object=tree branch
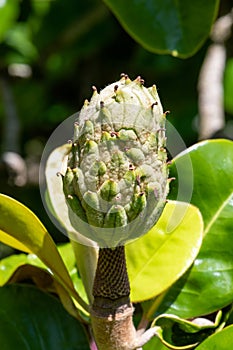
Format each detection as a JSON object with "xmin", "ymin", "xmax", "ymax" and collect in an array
[{"xmin": 198, "ymin": 9, "xmax": 233, "ymax": 140}]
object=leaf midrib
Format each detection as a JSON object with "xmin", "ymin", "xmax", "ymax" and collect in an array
[{"xmin": 204, "ymin": 192, "xmax": 233, "ymax": 236}]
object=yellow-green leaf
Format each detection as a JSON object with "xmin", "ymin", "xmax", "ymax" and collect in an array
[
  {"xmin": 126, "ymin": 200, "xmax": 203, "ymax": 302},
  {"xmin": 0, "ymin": 230, "xmax": 30, "ymax": 253},
  {"xmin": 0, "ymin": 193, "xmax": 88, "ymax": 314}
]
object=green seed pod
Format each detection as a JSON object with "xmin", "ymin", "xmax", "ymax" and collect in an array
[{"xmin": 63, "ymin": 74, "xmax": 169, "ymax": 247}]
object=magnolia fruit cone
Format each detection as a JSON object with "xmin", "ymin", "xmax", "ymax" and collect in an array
[{"xmin": 63, "ymin": 74, "xmax": 168, "ymax": 247}]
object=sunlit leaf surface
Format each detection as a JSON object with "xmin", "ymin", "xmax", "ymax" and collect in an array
[{"xmin": 126, "ymin": 201, "xmax": 203, "ymax": 302}]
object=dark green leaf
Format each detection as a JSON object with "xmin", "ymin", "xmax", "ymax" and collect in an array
[
  {"xmin": 158, "ymin": 140, "xmax": 233, "ymax": 318},
  {"xmin": 0, "ymin": 244, "xmax": 89, "ymax": 317},
  {"xmin": 0, "ymin": 284, "xmax": 89, "ymax": 350},
  {"xmin": 195, "ymin": 325, "xmax": 233, "ymax": 350},
  {"xmin": 103, "ymin": 0, "xmax": 219, "ymax": 58},
  {"xmin": 226, "ymin": 305, "xmax": 233, "ymax": 326}
]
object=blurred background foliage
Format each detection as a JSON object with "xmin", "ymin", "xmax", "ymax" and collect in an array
[{"xmin": 0, "ymin": 0, "xmax": 232, "ymax": 248}]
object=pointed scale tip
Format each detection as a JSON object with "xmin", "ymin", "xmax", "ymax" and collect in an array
[
  {"xmin": 83, "ymin": 99, "xmax": 89, "ymax": 107},
  {"xmin": 91, "ymin": 86, "xmax": 98, "ymax": 100},
  {"xmin": 168, "ymin": 177, "xmax": 176, "ymax": 183},
  {"xmin": 120, "ymin": 73, "xmax": 131, "ymax": 84},
  {"xmin": 135, "ymin": 76, "xmax": 145, "ymax": 86},
  {"xmin": 151, "ymin": 85, "xmax": 157, "ymax": 93},
  {"xmin": 148, "ymin": 84, "xmax": 158, "ymax": 100},
  {"xmin": 92, "ymin": 86, "xmax": 98, "ymax": 95},
  {"xmin": 164, "ymin": 110, "xmax": 171, "ymax": 117},
  {"xmin": 120, "ymin": 73, "xmax": 128, "ymax": 79}
]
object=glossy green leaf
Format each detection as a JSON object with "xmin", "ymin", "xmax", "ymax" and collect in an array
[
  {"xmin": 103, "ymin": 0, "xmax": 219, "ymax": 58},
  {"xmin": 224, "ymin": 58, "xmax": 233, "ymax": 114},
  {"xmin": 0, "ymin": 284, "xmax": 89, "ymax": 350},
  {"xmin": 158, "ymin": 139, "xmax": 233, "ymax": 318},
  {"xmin": 58, "ymin": 243, "xmax": 89, "ymax": 304},
  {"xmin": 0, "ymin": 229, "xmax": 30, "ymax": 253},
  {"xmin": 126, "ymin": 200, "xmax": 203, "ymax": 302},
  {"xmin": 71, "ymin": 240, "xmax": 98, "ymax": 304},
  {"xmin": 151, "ymin": 309, "xmax": 226, "ymax": 350},
  {"xmin": 0, "ymin": 243, "xmax": 79, "ymax": 284},
  {"xmin": 143, "ymin": 336, "xmax": 169, "ymax": 350},
  {"xmin": 195, "ymin": 325, "xmax": 233, "ymax": 350},
  {"xmin": 14, "ymin": 265, "xmax": 87, "ymax": 322},
  {"xmin": 0, "ymin": 253, "xmax": 45, "ymax": 286},
  {"xmin": 0, "ymin": 242, "xmax": 88, "ymax": 298},
  {"xmin": 0, "ymin": 194, "xmax": 88, "ymax": 314}
]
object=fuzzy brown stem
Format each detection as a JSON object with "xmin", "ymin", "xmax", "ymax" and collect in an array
[
  {"xmin": 91, "ymin": 298, "xmax": 136, "ymax": 350},
  {"xmin": 91, "ymin": 246, "xmax": 137, "ymax": 350}
]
